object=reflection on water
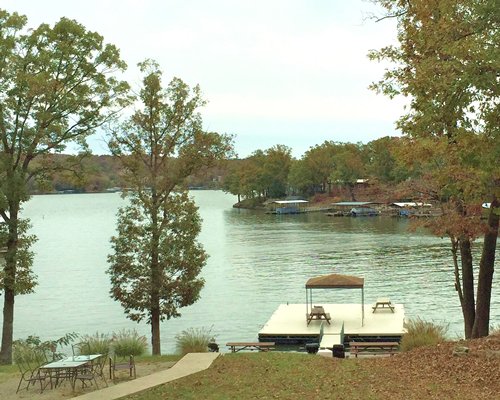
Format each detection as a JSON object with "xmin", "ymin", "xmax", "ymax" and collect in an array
[{"xmin": 15, "ymin": 191, "xmax": 499, "ymax": 353}]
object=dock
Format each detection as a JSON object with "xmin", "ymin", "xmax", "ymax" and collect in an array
[{"xmin": 258, "ymin": 303, "xmax": 405, "ymax": 349}]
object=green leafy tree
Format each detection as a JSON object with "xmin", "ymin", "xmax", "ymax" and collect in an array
[
  {"xmin": 330, "ymin": 143, "xmax": 366, "ymax": 201},
  {"xmin": 261, "ymin": 145, "xmax": 292, "ymax": 198},
  {"xmin": 370, "ymin": 0, "xmax": 499, "ymax": 338},
  {"xmin": 288, "ymin": 159, "xmax": 315, "ymax": 196},
  {"xmin": 302, "ymin": 141, "xmax": 337, "ymax": 194},
  {"xmin": 107, "ymin": 60, "xmax": 233, "ymax": 355},
  {"xmin": 222, "ymin": 160, "xmax": 246, "ymax": 202},
  {"xmin": 365, "ymin": 137, "xmax": 409, "ymax": 183},
  {"xmin": 0, "ymin": 10, "xmax": 129, "ymax": 364}
]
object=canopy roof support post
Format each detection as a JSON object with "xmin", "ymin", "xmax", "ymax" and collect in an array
[
  {"xmin": 361, "ymin": 288, "xmax": 365, "ymax": 326},
  {"xmin": 306, "ymin": 288, "xmax": 309, "ymax": 320}
]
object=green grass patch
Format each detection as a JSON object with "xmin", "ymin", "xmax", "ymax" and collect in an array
[
  {"xmin": 125, "ymin": 352, "xmax": 379, "ymax": 400},
  {"xmin": 0, "ymin": 364, "xmax": 19, "ymax": 384}
]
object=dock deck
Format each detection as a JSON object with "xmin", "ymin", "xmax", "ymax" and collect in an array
[{"xmin": 258, "ymin": 303, "xmax": 405, "ymax": 348}]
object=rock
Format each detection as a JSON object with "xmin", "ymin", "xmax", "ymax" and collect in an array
[{"xmin": 452, "ymin": 346, "xmax": 469, "ymax": 356}]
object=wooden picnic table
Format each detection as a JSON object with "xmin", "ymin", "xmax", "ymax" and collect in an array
[
  {"xmin": 349, "ymin": 341, "xmax": 399, "ymax": 357},
  {"xmin": 307, "ymin": 306, "xmax": 331, "ymax": 325},
  {"xmin": 372, "ymin": 298, "xmax": 395, "ymax": 313},
  {"xmin": 226, "ymin": 342, "xmax": 275, "ymax": 353}
]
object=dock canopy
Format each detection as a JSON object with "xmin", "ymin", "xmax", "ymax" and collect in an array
[
  {"xmin": 305, "ymin": 273, "xmax": 365, "ymax": 325},
  {"xmin": 306, "ymin": 274, "xmax": 364, "ymax": 289}
]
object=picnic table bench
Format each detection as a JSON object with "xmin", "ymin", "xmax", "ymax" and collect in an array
[
  {"xmin": 226, "ymin": 342, "xmax": 275, "ymax": 353},
  {"xmin": 306, "ymin": 306, "xmax": 331, "ymax": 325},
  {"xmin": 349, "ymin": 341, "xmax": 399, "ymax": 357},
  {"xmin": 372, "ymin": 298, "xmax": 395, "ymax": 313}
]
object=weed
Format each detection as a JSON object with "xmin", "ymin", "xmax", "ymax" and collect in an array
[
  {"xmin": 175, "ymin": 326, "xmax": 215, "ymax": 355},
  {"xmin": 400, "ymin": 318, "xmax": 447, "ymax": 351},
  {"xmin": 111, "ymin": 329, "xmax": 148, "ymax": 357}
]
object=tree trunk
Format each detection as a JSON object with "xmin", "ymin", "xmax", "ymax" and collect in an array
[
  {"xmin": 348, "ymin": 184, "xmax": 356, "ymax": 201},
  {"xmin": 459, "ymin": 238, "xmax": 475, "ymax": 339},
  {"xmin": 472, "ymin": 197, "xmax": 499, "ymax": 338},
  {"xmin": 151, "ymin": 308, "xmax": 161, "ymax": 355},
  {"xmin": 0, "ymin": 288, "xmax": 15, "ymax": 365},
  {"xmin": 0, "ymin": 207, "xmax": 19, "ymax": 365},
  {"xmin": 150, "ymin": 194, "xmax": 161, "ymax": 356}
]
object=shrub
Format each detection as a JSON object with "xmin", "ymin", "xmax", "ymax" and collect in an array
[
  {"xmin": 175, "ymin": 327, "xmax": 216, "ymax": 356},
  {"xmin": 111, "ymin": 329, "xmax": 148, "ymax": 357},
  {"xmin": 13, "ymin": 332, "xmax": 79, "ymax": 364},
  {"xmin": 80, "ymin": 332, "xmax": 112, "ymax": 355},
  {"xmin": 400, "ymin": 318, "xmax": 448, "ymax": 352},
  {"xmin": 490, "ymin": 324, "xmax": 500, "ymax": 336}
]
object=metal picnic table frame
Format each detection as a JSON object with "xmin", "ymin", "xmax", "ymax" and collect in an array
[{"xmin": 39, "ymin": 354, "xmax": 102, "ymax": 390}]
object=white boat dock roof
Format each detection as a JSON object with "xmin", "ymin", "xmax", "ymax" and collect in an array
[
  {"xmin": 273, "ymin": 200, "xmax": 308, "ymax": 204},
  {"xmin": 259, "ymin": 303, "xmax": 405, "ymax": 348}
]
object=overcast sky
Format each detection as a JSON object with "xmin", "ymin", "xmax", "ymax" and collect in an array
[{"xmin": 3, "ymin": 0, "xmax": 405, "ymax": 158}]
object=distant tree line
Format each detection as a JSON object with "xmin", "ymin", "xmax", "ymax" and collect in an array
[
  {"xmin": 26, "ymin": 154, "xmax": 227, "ymax": 193},
  {"xmin": 222, "ymin": 137, "xmax": 411, "ymax": 202}
]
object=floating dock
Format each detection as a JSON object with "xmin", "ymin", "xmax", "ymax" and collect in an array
[{"xmin": 258, "ymin": 303, "xmax": 405, "ymax": 349}]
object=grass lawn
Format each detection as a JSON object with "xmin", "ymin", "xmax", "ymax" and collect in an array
[
  {"xmin": 126, "ymin": 352, "xmax": 378, "ymax": 400},
  {"xmin": 125, "ymin": 334, "xmax": 500, "ymax": 400}
]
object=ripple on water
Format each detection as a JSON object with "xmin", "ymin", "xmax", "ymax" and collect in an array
[{"xmin": 16, "ymin": 192, "xmax": 500, "ymax": 352}]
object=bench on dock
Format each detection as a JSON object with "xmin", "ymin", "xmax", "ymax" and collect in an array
[
  {"xmin": 349, "ymin": 341, "xmax": 399, "ymax": 357},
  {"xmin": 226, "ymin": 342, "xmax": 275, "ymax": 353},
  {"xmin": 372, "ymin": 298, "xmax": 395, "ymax": 313}
]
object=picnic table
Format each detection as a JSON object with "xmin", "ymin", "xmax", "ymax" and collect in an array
[
  {"xmin": 349, "ymin": 342, "xmax": 399, "ymax": 357},
  {"xmin": 226, "ymin": 342, "xmax": 275, "ymax": 353},
  {"xmin": 372, "ymin": 298, "xmax": 395, "ymax": 313},
  {"xmin": 307, "ymin": 305, "xmax": 331, "ymax": 325}
]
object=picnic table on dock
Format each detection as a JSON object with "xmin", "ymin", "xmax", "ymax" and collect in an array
[
  {"xmin": 372, "ymin": 298, "xmax": 395, "ymax": 313},
  {"xmin": 307, "ymin": 305, "xmax": 331, "ymax": 325},
  {"xmin": 349, "ymin": 341, "xmax": 399, "ymax": 357},
  {"xmin": 226, "ymin": 342, "xmax": 275, "ymax": 353}
]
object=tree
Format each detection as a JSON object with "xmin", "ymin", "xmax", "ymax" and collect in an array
[
  {"xmin": 261, "ymin": 145, "xmax": 292, "ymax": 198},
  {"xmin": 222, "ymin": 160, "xmax": 246, "ymax": 202},
  {"xmin": 365, "ymin": 137, "xmax": 409, "ymax": 183},
  {"xmin": 107, "ymin": 60, "xmax": 233, "ymax": 355},
  {"xmin": 288, "ymin": 159, "xmax": 315, "ymax": 196},
  {"xmin": 330, "ymin": 143, "xmax": 366, "ymax": 201},
  {"xmin": 370, "ymin": 0, "xmax": 499, "ymax": 338},
  {"xmin": 302, "ymin": 141, "xmax": 337, "ymax": 194},
  {"xmin": 0, "ymin": 10, "xmax": 129, "ymax": 364}
]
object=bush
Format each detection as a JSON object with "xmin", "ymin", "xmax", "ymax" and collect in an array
[
  {"xmin": 13, "ymin": 332, "xmax": 79, "ymax": 364},
  {"xmin": 111, "ymin": 329, "xmax": 148, "ymax": 357},
  {"xmin": 175, "ymin": 327, "xmax": 215, "ymax": 356},
  {"xmin": 80, "ymin": 332, "xmax": 112, "ymax": 356},
  {"xmin": 400, "ymin": 318, "xmax": 448, "ymax": 352},
  {"xmin": 490, "ymin": 324, "xmax": 500, "ymax": 336}
]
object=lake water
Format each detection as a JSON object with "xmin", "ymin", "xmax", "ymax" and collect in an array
[{"xmin": 12, "ymin": 191, "xmax": 500, "ymax": 353}]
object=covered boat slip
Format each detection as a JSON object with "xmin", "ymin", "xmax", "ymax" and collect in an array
[
  {"xmin": 271, "ymin": 200, "xmax": 308, "ymax": 214},
  {"xmin": 258, "ymin": 303, "xmax": 405, "ymax": 348}
]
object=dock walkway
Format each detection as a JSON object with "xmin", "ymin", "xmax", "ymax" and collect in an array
[{"xmin": 75, "ymin": 352, "xmax": 219, "ymax": 400}]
